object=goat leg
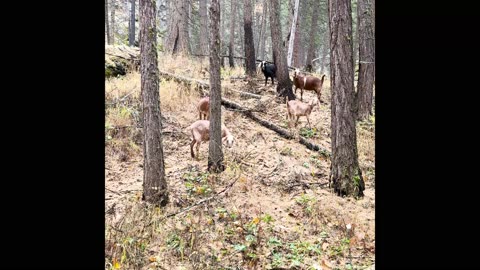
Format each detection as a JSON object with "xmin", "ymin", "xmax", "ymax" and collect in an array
[
  {"xmin": 196, "ymin": 142, "xmax": 201, "ymax": 160},
  {"xmin": 307, "ymin": 116, "xmax": 312, "ymax": 129},
  {"xmin": 190, "ymin": 140, "xmax": 196, "ymax": 158}
]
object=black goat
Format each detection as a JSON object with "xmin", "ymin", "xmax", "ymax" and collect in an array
[{"xmin": 260, "ymin": 61, "xmax": 276, "ymax": 86}]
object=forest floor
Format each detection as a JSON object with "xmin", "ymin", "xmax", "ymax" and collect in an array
[{"xmin": 105, "ymin": 54, "xmax": 375, "ymax": 270}]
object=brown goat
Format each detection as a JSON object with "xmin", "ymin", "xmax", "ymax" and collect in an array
[
  {"xmin": 189, "ymin": 120, "xmax": 234, "ymax": 160},
  {"xmin": 197, "ymin": 96, "xmax": 210, "ymax": 120},
  {"xmin": 292, "ymin": 69, "xmax": 326, "ymax": 102},
  {"xmin": 286, "ymin": 97, "xmax": 320, "ymax": 128}
]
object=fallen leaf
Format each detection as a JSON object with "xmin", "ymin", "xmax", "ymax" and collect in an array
[
  {"xmin": 149, "ymin": 256, "xmax": 157, "ymax": 262},
  {"xmin": 322, "ymin": 242, "xmax": 329, "ymax": 251}
]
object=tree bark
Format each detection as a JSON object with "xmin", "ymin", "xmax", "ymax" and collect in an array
[
  {"xmin": 305, "ymin": 0, "xmax": 319, "ymax": 70},
  {"xmin": 328, "ymin": 0, "xmax": 365, "ymax": 198},
  {"xmin": 164, "ymin": 0, "xmax": 190, "ymax": 54},
  {"xmin": 238, "ymin": 3, "xmax": 245, "ymax": 60},
  {"xmin": 111, "ymin": 0, "xmax": 116, "ymax": 44},
  {"xmin": 287, "ymin": 0, "xmax": 300, "ymax": 66},
  {"xmin": 356, "ymin": 0, "xmax": 375, "ymax": 120},
  {"xmin": 208, "ymin": 0, "xmax": 225, "ymax": 173},
  {"xmin": 320, "ymin": 19, "xmax": 329, "ymax": 74},
  {"xmin": 269, "ymin": 0, "xmax": 295, "ymax": 100},
  {"xmin": 140, "ymin": 0, "xmax": 169, "ymax": 206},
  {"xmin": 229, "ymin": 0, "xmax": 237, "ymax": 67},
  {"xmin": 258, "ymin": 0, "xmax": 267, "ymax": 60},
  {"xmin": 244, "ymin": 0, "xmax": 257, "ymax": 76},
  {"xmin": 293, "ymin": 0, "xmax": 306, "ymax": 68},
  {"xmin": 199, "ymin": 0, "xmax": 209, "ymax": 55},
  {"xmin": 129, "ymin": 0, "xmax": 136, "ymax": 46},
  {"xmin": 106, "ymin": 0, "xmax": 112, "ymax": 44}
]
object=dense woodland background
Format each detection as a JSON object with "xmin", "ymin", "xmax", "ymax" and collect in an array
[
  {"xmin": 105, "ymin": 0, "xmax": 375, "ymax": 269},
  {"xmin": 104, "ymin": 0, "xmax": 375, "ymax": 74}
]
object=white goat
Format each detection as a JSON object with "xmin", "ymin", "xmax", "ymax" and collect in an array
[
  {"xmin": 189, "ymin": 120, "xmax": 234, "ymax": 159},
  {"xmin": 286, "ymin": 97, "xmax": 320, "ymax": 128}
]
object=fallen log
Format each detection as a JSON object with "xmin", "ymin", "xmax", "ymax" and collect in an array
[
  {"xmin": 157, "ymin": 70, "xmax": 330, "ymax": 155},
  {"xmin": 220, "ymin": 99, "xmax": 330, "ymax": 155},
  {"xmin": 159, "ymin": 70, "xmax": 330, "ymax": 154},
  {"xmin": 158, "ymin": 70, "xmax": 262, "ymax": 99},
  {"xmin": 105, "ymin": 45, "xmax": 140, "ymax": 78}
]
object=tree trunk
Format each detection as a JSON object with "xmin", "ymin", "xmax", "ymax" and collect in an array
[
  {"xmin": 269, "ymin": 0, "xmax": 295, "ymax": 100},
  {"xmin": 258, "ymin": 0, "xmax": 267, "ymax": 60},
  {"xmin": 164, "ymin": 0, "xmax": 190, "ymax": 54},
  {"xmin": 220, "ymin": 0, "xmax": 226, "ymax": 67},
  {"xmin": 319, "ymin": 43, "xmax": 328, "ymax": 73},
  {"xmin": 356, "ymin": 0, "xmax": 375, "ymax": 120},
  {"xmin": 106, "ymin": 0, "xmax": 112, "ymax": 44},
  {"xmin": 208, "ymin": 0, "xmax": 225, "ymax": 173},
  {"xmin": 111, "ymin": 0, "xmax": 116, "ymax": 44},
  {"xmin": 244, "ymin": 0, "xmax": 257, "ymax": 76},
  {"xmin": 305, "ymin": 0, "xmax": 319, "ymax": 69},
  {"xmin": 320, "ymin": 20, "xmax": 329, "ymax": 74},
  {"xmin": 229, "ymin": 0, "xmax": 236, "ymax": 67},
  {"xmin": 238, "ymin": 4, "xmax": 245, "ymax": 61},
  {"xmin": 352, "ymin": 0, "xmax": 358, "ymax": 71},
  {"xmin": 293, "ymin": 0, "xmax": 306, "ymax": 68},
  {"xmin": 199, "ymin": 0, "xmax": 209, "ymax": 55},
  {"xmin": 140, "ymin": 0, "xmax": 169, "ymax": 206},
  {"xmin": 287, "ymin": 0, "xmax": 300, "ymax": 66},
  {"xmin": 129, "ymin": 0, "xmax": 136, "ymax": 46},
  {"xmin": 328, "ymin": 0, "xmax": 365, "ymax": 198},
  {"xmin": 284, "ymin": 0, "xmax": 294, "ymax": 48}
]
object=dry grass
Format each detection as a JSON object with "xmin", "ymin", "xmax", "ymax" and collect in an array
[
  {"xmin": 158, "ymin": 78, "xmax": 200, "ymax": 113},
  {"xmin": 105, "ymin": 54, "xmax": 375, "ymax": 270}
]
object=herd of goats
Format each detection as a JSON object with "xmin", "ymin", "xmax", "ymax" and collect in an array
[{"xmin": 188, "ymin": 61, "xmax": 326, "ymax": 160}]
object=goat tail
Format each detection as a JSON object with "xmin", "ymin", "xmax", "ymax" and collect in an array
[{"xmin": 320, "ymin": 74, "xmax": 326, "ymax": 82}]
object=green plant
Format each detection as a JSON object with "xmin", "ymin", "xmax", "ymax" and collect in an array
[
  {"xmin": 280, "ymin": 147, "xmax": 293, "ymax": 156},
  {"xmin": 262, "ymin": 214, "xmax": 274, "ymax": 224},
  {"xmin": 299, "ymin": 127, "xmax": 318, "ymax": 138},
  {"xmin": 296, "ymin": 194, "xmax": 314, "ymax": 205},
  {"xmin": 270, "ymin": 252, "xmax": 284, "ymax": 268}
]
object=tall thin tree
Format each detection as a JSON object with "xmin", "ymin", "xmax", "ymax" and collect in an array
[
  {"xmin": 237, "ymin": 3, "xmax": 245, "ymax": 60},
  {"xmin": 111, "ymin": 0, "xmax": 116, "ymax": 44},
  {"xmin": 356, "ymin": 0, "xmax": 375, "ymax": 120},
  {"xmin": 229, "ymin": 0, "xmax": 237, "ymax": 67},
  {"xmin": 328, "ymin": 0, "xmax": 365, "ymax": 197},
  {"xmin": 140, "ymin": 0, "xmax": 169, "ymax": 205},
  {"xmin": 320, "ymin": 18, "xmax": 329, "ymax": 74},
  {"xmin": 199, "ymin": 0, "xmax": 209, "ymax": 54},
  {"xmin": 129, "ymin": 0, "xmax": 136, "ymax": 46},
  {"xmin": 305, "ymin": 0, "xmax": 320, "ymax": 69},
  {"xmin": 106, "ymin": 0, "xmax": 112, "ymax": 44},
  {"xmin": 269, "ymin": 0, "xmax": 295, "ymax": 100},
  {"xmin": 257, "ymin": 0, "xmax": 267, "ymax": 60},
  {"xmin": 244, "ymin": 0, "xmax": 256, "ymax": 76},
  {"xmin": 287, "ymin": 0, "xmax": 300, "ymax": 66},
  {"xmin": 292, "ymin": 0, "xmax": 305, "ymax": 68},
  {"xmin": 208, "ymin": 0, "xmax": 225, "ymax": 173},
  {"xmin": 164, "ymin": 0, "xmax": 190, "ymax": 54}
]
